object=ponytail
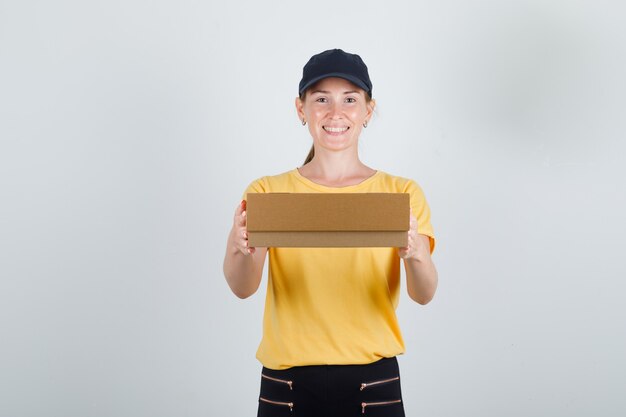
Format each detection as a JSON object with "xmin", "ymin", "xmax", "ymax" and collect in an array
[{"xmin": 303, "ymin": 145, "xmax": 315, "ymax": 165}]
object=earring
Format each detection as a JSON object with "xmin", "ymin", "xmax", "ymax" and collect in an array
[
  {"xmin": 302, "ymin": 120, "xmax": 307, "ymax": 126},
  {"xmin": 363, "ymin": 121, "xmax": 368, "ymax": 128}
]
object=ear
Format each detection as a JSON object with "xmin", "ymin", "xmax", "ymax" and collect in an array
[
  {"xmin": 295, "ymin": 96, "xmax": 305, "ymax": 121},
  {"xmin": 366, "ymin": 98, "xmax": 376, "ymax": 120}
]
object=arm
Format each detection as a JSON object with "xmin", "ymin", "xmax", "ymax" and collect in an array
[
  {"xmin": 223, "ymin": 200, "xmax": 268, "ymax": 299},
  {"xmin": 398, "ymin": 214, "xmax": 438, "ymax": 305}
]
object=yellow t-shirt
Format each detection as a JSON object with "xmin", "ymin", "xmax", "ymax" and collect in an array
[{"xmin": 244, "ymin": 168, "xmax": 435, "ymax": 370}]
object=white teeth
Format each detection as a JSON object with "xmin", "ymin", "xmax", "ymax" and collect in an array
[{"xmin": 324, "ymin": 126, "xmax": 348, "ymax": 133}]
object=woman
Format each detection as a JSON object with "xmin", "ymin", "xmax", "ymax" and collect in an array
[{"xmin": 223, "ymin": 49, "xmax": 438, "ymax": 417}]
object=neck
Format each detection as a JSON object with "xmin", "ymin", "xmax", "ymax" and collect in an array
[{"xmin": 298, "ymin": 148, "xmax": 376, "ymax": 186}]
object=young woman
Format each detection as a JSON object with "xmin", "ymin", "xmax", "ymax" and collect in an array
[{"xmin": 223, "ymin": 49, "xmax": 438, "ymax": 417}]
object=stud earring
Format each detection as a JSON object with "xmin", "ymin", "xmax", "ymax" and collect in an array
[
  {"xmin": 302, "ymin": 120, "xmax": 306, "ymax": 126},
  {"xmin": 363, "ymin": 121, "xmax": 368, "ymax": 128}
]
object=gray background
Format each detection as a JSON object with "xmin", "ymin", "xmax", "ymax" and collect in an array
[{"xmin": 1, "ymin": 0, "xmax": 625, "ymax": 416}]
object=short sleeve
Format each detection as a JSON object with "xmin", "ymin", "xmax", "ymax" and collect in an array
[
  {"xmin": 404, "ymin": 180, "xmax": 436, "ymax": 254},
  {"xmin": 241, "ymin": 177, "xmax": 267, "ymax": 201}
]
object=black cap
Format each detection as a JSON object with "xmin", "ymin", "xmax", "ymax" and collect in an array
[{"xmin": 298, "ymin": 49, "xmax": 373, "ymax": 97}]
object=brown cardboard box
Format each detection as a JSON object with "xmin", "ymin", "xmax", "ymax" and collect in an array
[{"xmin": 246, "ymin": 193, "xmax": 409, "ymax": 247}]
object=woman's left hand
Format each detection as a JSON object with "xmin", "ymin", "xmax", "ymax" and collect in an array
[{"xmin": 397, "ymin": 211, "xmax": 431, "ymax": 262}]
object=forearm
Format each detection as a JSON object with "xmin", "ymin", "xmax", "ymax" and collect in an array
[
  {"xmin": 223, "ymin": 232, "xmax": 263, "ymax": 299},
  {"xmin": 404, "ymin": 254, "xmax": 438, "ymax": 305}
]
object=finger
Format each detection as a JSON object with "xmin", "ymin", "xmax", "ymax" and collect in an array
[
  {"xmin": 240, "ymin": 228, "xmax": 258, "ymax": 255},
  {"xmin": 235, "ymin": 201, "xmax": 247, "ymax": 227},
  {"xmin": 235, "ymin": 200, "xmax": 245, "ymax": 215},
  {"xmin": 243, "ymin": 237, "xmax": 257, "ymax": 254},
  {"xmin": 236, "ymin": 236, "xmax": 252, "ymax": 256}
]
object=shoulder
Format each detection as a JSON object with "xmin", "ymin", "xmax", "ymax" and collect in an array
[
  {"xmin": 375, "ymin": 171, "xmax": 425, "ymax": 194},
  {"xmin": 244, "ymin": 169, "xmax": 299, "ymax": 194}
]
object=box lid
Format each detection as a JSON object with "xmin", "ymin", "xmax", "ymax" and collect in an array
[{"xmin": 246, "ymin": 193, "xmax": 409, "ymax": 232}]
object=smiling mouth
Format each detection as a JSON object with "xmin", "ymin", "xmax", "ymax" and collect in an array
[{"xmin": 323, "ymin": 126, "xmax": 349, "ymax": 133}]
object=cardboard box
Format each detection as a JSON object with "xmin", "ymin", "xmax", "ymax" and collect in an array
[{"xmin": 246, "ymin": 193, "xmax": 409, "ymax": 247}]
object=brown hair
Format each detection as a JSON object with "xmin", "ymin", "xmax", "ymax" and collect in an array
[
  {"xmin": 303, "ymin": 145, "xmax": 315, "ymax": 165},
  {"xmin": 300, "ymin": 87, "xmax": 374, "ymax": 166}
]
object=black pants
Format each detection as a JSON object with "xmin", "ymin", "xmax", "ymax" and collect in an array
[{"xmin": 257, "ymin": 356, "xmax": 405, "ymax": 417}]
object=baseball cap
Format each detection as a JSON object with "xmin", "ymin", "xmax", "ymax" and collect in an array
[{"xmin": 298, "ymin": 49, "xmax": 373, "ymax": 97}]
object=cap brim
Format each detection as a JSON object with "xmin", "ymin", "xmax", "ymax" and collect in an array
[{"xmin": 299, "ymin": 72, "xmax": 370, "ymax": 96}]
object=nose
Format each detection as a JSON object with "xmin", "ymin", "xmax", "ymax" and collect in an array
[{"xmin": 329, "ymin": 101, "xmax": 343, "ymax": 118}]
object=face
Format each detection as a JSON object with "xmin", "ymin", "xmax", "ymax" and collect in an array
[{"xmin": 296, "ymin": 77, "xmax": 375, "ymax": 154}]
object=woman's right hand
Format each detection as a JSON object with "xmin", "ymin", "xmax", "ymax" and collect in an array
[
  {"xmin": 230, "ymin": 200, "xmax": 255, "ymax": 255},
  {"xmin": 224, "ymin": 199, "xmax": 266, "ymax": 298}
]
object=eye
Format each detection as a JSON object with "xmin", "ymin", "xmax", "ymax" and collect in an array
[
  {"xmin": 315, "ymin": 97, "xmax": 328, "ymax": 103},
  {"xmin": 345, "ymin": 97, "xmax": 357, "ymax": 103}
]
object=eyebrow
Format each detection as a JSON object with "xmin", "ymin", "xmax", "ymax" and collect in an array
[{"xmin": 310, "ymin": 90, "xmax": 360, "ymax": 95}]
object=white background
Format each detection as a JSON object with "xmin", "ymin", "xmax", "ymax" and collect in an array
[{"xmin": 1, "ymin": 0, "xmax": 625, "ymax": 416}]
